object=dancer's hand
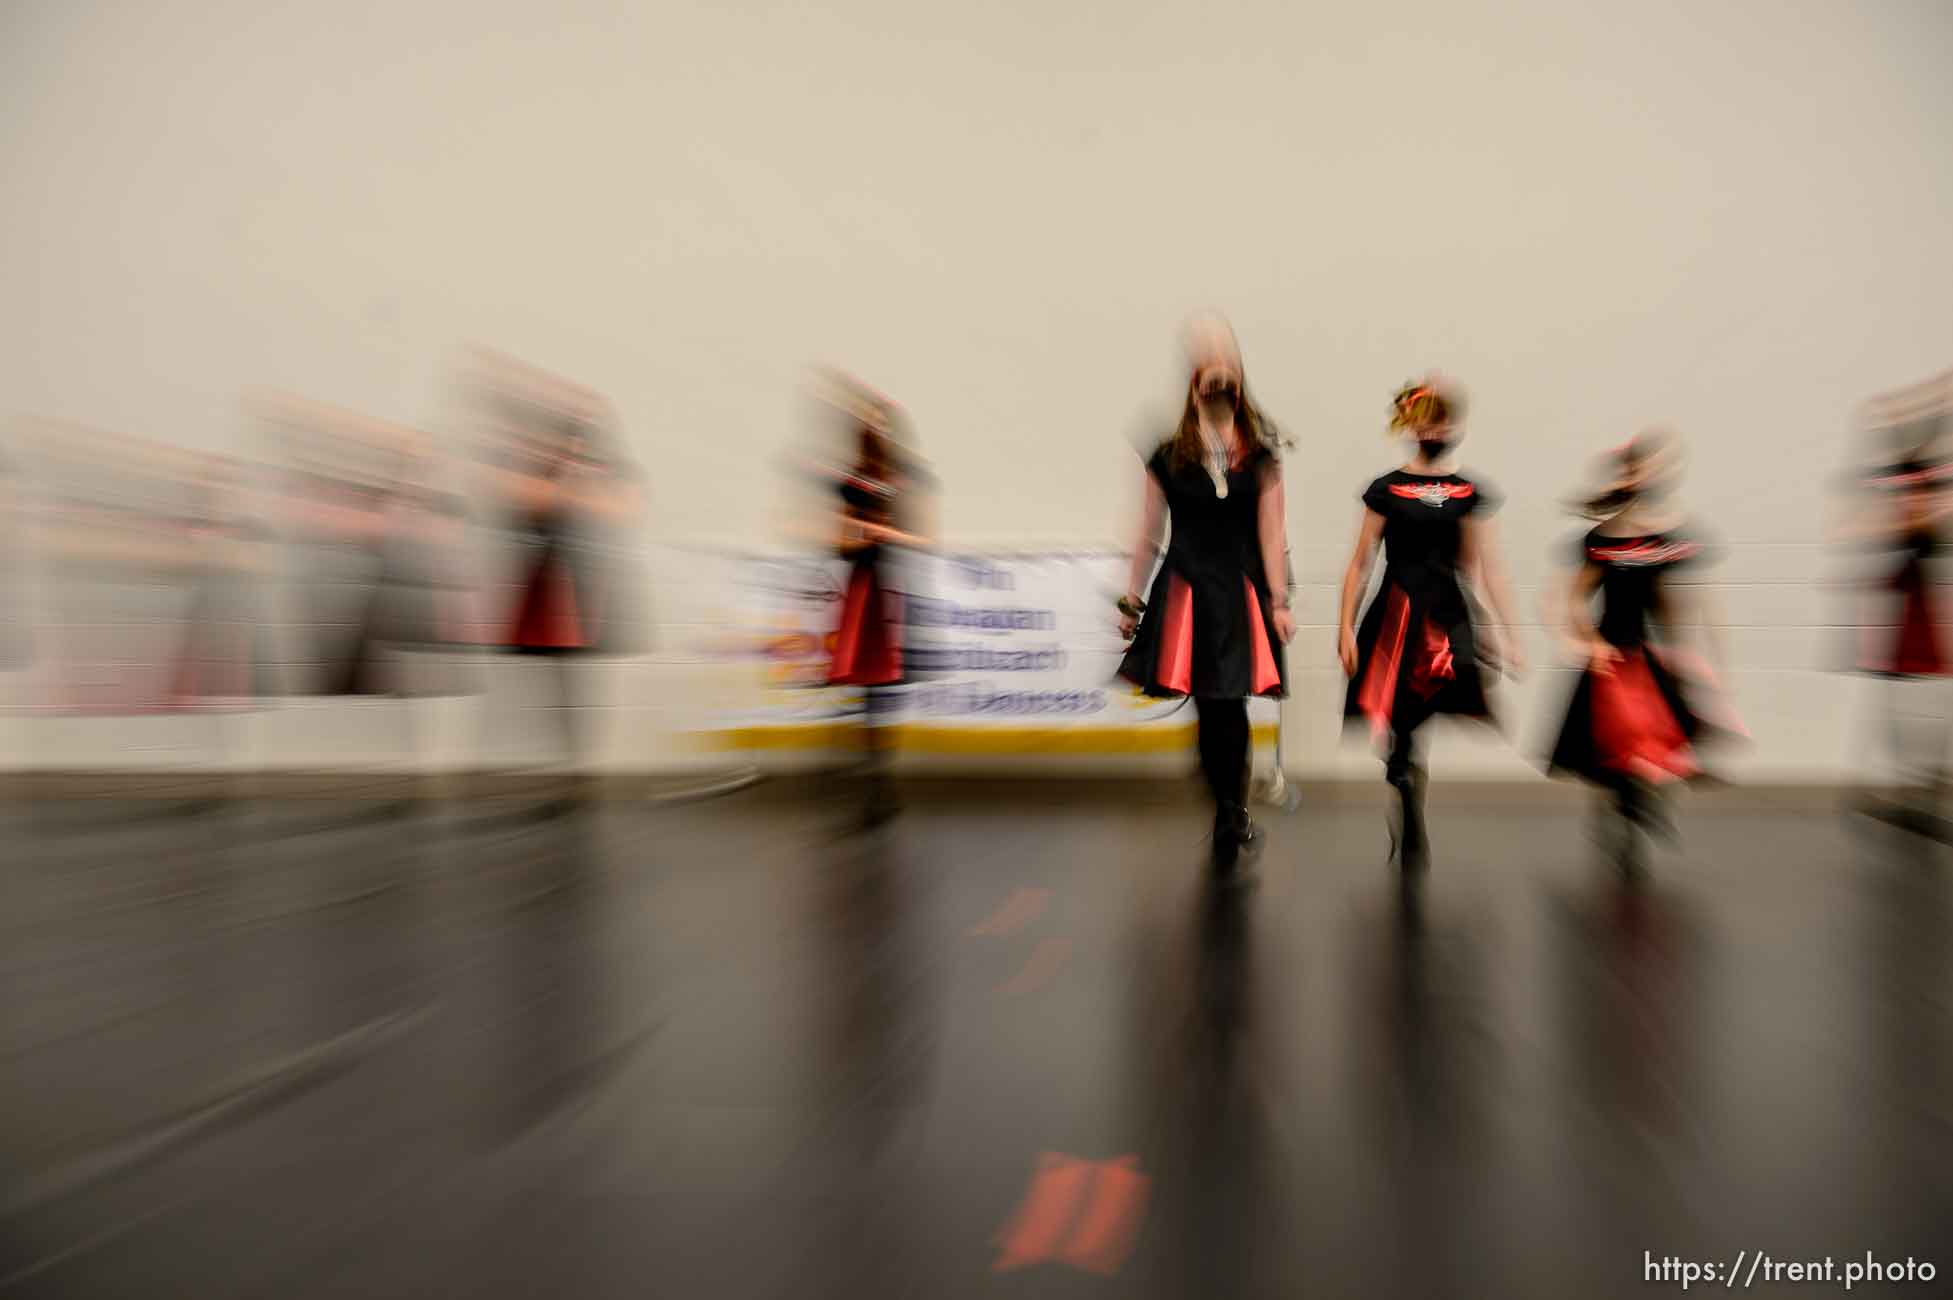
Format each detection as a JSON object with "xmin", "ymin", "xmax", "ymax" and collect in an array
[
  {"xmin": 1338, "ymin": 625, "xmax": 1358, "ymax": 677},
  {"xmin": 1118, "ymin": 612, "xmax": 1138, "ymax": 640},
  {"xmin": 1588, "ymin": 639, "xmax": 1623, "ymax": 676},
  {"xmin": 1500, "ymin": 632, "xmax": 1526, "ymax": 678},
  {"xmin": 1663, "ymin": 647, "xmax": 1715, "ymax": 687},
  {"xmin": 1273, "ymin": 606, "xmax": 1296, "ymax": 646}
]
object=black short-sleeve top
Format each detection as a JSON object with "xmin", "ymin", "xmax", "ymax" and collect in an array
[{"xmin": 1361, "ymin": 468, "xmax": 1497, "ymax": 580}]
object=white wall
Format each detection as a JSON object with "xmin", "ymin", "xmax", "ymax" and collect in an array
[{"xmin": 5, "ymin": 0, "xmax": 1952, "ymax": 779}]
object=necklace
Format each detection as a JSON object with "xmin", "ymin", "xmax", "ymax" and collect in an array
[{"xmin": 1203, "ymin": 429, "xmax": 1234, "ymax": 499}]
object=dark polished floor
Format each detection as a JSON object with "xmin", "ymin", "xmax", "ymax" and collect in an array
[{"xmin": 1, "ymin": 784, "xmax": 1948, "ymax": 1299}]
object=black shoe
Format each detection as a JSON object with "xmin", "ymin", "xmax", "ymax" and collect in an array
[
  {"xmin": 1619, "ymin": 779, "xmax": 1678, "ymax": 849},
  {"xmin": 1615, "ymin": 825, "xmax": 1648, "ymax": 881},
  {"xmin": 1642, "ymin": 800, "xmax": 1680, "ymax": 850},
  {"xmin": 1389, "ymin": 771, "xmax": 1428, "ymax": 876},
  {"xmin": 1211, "ymin": 802, "xmax": 1247, "ymax": 875},
  {"xmin": 1238, "ymin": 812, "xmax": 1263, "ymax": 859},
  {"xmin": 858, "ymin": 769, "xmax": 900, "ymax": 828},
  {"xmin": 534, "ymin": 795, "xmax": 578, "ymax": 822}
]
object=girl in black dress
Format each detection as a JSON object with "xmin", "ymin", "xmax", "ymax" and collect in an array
[
  {"xmin": 1338, "ymin": 378, "xmax": 1520, "ymax": 876},
  {"xmin": 828, "ymin": 403, "xmax": 932, "ymax": 825},
  {"xmin": 0, "ymin": 451, "xmax": 27, "ymax": 677},
  {"xmin": 1545, "ymin": 431, "xmax": 1731, "ymax": 874},
  {"xmin": 274, "ymin": 421, "xmax": 469, "ymax": 702},
  {"xmin": 1118, "ymin": 316, "xmax": 1293, "ymax": 876},
  {"xmin": 166, "ymin": 460, "xmax": 270, "ymax": 710},
  {"xmin": 495, "ymin": 406, "xmax": 642, "ymax": 809},
  {"xmin": 1840, "ymin": 384, "xmax": 1953, "ymax": 822}
]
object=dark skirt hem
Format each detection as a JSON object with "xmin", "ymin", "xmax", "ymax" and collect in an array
[
  {"xmin": 1342, "ymin": 579, "xmax": 1492, "ymax": 738},
  {"xmin": 1544, "ymin": 646, "xmax": 1715, "ymax": 785},
  {"xmin": 829, "ymin": 561, "xmax": 905, "ymax": 688},
  {"xmin": 1116, "ymin": 566, "xmax": 1287, "ymax": 701}
]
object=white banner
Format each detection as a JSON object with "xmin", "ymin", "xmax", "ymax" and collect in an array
[{"xmin": 679, "ymin": 546, "xmax": 1278, "ymax": 752}]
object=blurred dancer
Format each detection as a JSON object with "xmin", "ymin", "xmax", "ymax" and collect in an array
[
  {"xmin": 1545, "ymin": 432, "xmax": 1732, "ymax": 876},
  {"xmin": 168, "ymin": 458, "xmax": 271, "ymax": 709},
  {"xmin": 480, "ymin": 370, "xmax": 642, "ymax": 814},
  {"xmin": 827, "ymin": 394, "xmax": 932, "ymax": 826},
  {"xmin": 258, "ymin": 396, "xmax": 474, "ymax": 704},
  {"xmin": 1841, "ymin": 381, "xmax": 1953, "ymax": 825},
  {"xmin": 0, "ymin": 448, "xmax": 30, "ymax": 679},
  {"xmin": 1118, "ymin": 315, "xmax": 1292, "ymax": 877},
  {"xmin": 22, "ymin": 422, "xmax": 268, "ymax": 715},
  {"xmin": 1338, "ymin": 378, "xmax": 1519, "ymax": 877},
  {"xmin": 358, "ymin": 437, "xmax": 476, "ymax": 698}
]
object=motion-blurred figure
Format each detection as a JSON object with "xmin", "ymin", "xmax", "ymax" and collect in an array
[
  {"xmin": 469, "ymin": 351, "xmax": 643, "ymax": 813},
  {"xmin": 15, "ymin": 420, "xmax": 269, "ymax": 719},
  {"xmin": 170, "ymin": 457, "xmax": 271, "ymax": 709},
  {"xmin": 1544, "ymin": 431, "xmax": 1737, "ymax": 877},
  {"xmin": 1337, "ymin": 377, "xmax": 1520, "ymax": 880},
  {"xmin": 1117, "ymin": 315, "xmax": 1292, "ymax": 878},
  {"xmin": 252, "ymin": 393, "xmax": 478, "ymax": 797},
  {"xmin": 0, "ymin": 446, "xmax": 31, "ymax": 683},
  {"xmin": 814, "ymin": 372, "xmax": 933, "ymax": 827},
  {"xmin": 1838, "ymin": 371, "xmax": 1953, "ymax": 829}
]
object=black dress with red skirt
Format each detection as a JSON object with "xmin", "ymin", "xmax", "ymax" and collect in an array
[
  {"xmin": 828, "ymin": 477, "xmax": 906, "ymax": 688},
  {"xmin": 1117, "ymin": 442, "xmax": 1287, "ymax": 700},
  {"xmin": 507, "ymin": 507, "xmax": 597, "ymax": 655},
  {"xmin": 1851, "ymin": 458, "xmax": 1950, "ymax": 677},
  {"xmin": 1863, "ymin": 528, "xmax": 1947, "ymax": 678},
  {"xmin": 321, "ymin": 489, "xmax": 473, "ymax": 695},
  {"xmin": 1343, "ymin": 469, "xmax": 1497, "ymax": 739},
  {"xmin": 1546, "ymin": 528, "xmax": 1712, "ymax": 785}
]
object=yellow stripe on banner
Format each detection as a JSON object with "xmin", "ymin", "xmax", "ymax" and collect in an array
[{"xmin": 698, "ymin": 722, "xmax": 1278, "ymax": 755}]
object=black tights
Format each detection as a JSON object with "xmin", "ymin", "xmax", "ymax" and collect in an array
[
  {"xmin": 509, "ymin": 648, "xmax": 587, "ymax": 768},
  {"xmin": 1611, "ymin": 775, "xmax": 1643, "ymax": 825},
  {"xmin": 862, "ymin": 685, "xmax": 899, "ymax": 764},
  {"xmin": 1195, "ymin": 697, "xmax": 1249, "ymax": 810},
  {"xmin": 1385, "ymin": 726, "xmax": 1422, "ymax": 788}
]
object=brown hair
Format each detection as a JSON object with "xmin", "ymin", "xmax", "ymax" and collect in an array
[
  {"xmin": 1166, "ymin": 375, "xmax": 1287, "ymax": 473},
  {"xmin": 1572, "ymin": 430, "xmax": 1676, "ymax": 519}
]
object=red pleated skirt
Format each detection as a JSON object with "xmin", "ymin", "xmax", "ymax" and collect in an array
[
  {"xmin": 1547, "ymin": 646, "xmax": 1704, "ymax": 784},
  {"xmin": 508, "ymin": 558, "xmax": 589, "ymax": 652},
  {"xmin": 829, "ymin": 563, "xmax": 903, "ymax": 687},
  {"xmin": 1343, "ymin": 581, "xmax": 1491, "ymax": 739},
  {"xmin": 1117, "ymin": 572, "xmax": 1283, "ymax": 698}
]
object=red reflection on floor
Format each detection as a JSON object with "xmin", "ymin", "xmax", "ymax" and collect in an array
[
  {"xmin": 997, "ymin": 938, "xmax": 1073, "ymax": 997},
  {"xmin": 1059, "ymin": 1156, "xmax": 1150, "ymax": 1275},
  {"xmin": 993, "ymin": 1154, "xmax": 1150, "ymax": 1277},
  {"xmin": 968, "ymin": 887, "xmax": 1050, "ymax": 938}
]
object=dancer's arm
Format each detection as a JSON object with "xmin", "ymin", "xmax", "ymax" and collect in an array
[
  {"xmin": 864, "ymin": 521, "xmax": 930, "ymax": 549},
  {"xmin": 1257, "ymin": 464, "xmax": 1294, "ymax": 643},
  {"xmin": 1689, "ymin": 584, "xmax": 1732, "ymax": 684},
  {"xmin": 860, "ymin": 478, "xmax": 936, "ymax": 550},
  {"xmin": 482, "ymin": 463, "xmax": 562, "ymax": 516},
  {"xmin": 897, "ymin": 473, "xmax": 940, "ymax": 550},
  {"xmin": 1119, "ymin": 469, "xmax": 1166, "ymax": 637},
  {"xmin": 1463, "ymin": 517, "xmax": 1526, "ymax": 675},
  {"xmin": 1336, "ymin": 509, "xmax": 1385, "ymax": 676},
  {"xmin": 564, "ymin": 462, "xmax": 641, "ymax": 525},
  {"xmin": 837, "ymin": 506, "xmax": 874, "ymax": 557},
  {"xmin": 837, "ymin": 501, "xmax": 918, "ymax": 554},
  {"xmin": 285, "ymin": 487, "xmax": 391, "ymax": 544},
  {"xmin": 1831, "ymin": 469, "xmax": 1953, "ymax": 545},
  {"xmin": 1563, "ymin": 562, "xmax": 1617, "ymax": 672},
  {"xmin": 1660, "ymin": 572, "xmax": 1730, "ymax": 688}
]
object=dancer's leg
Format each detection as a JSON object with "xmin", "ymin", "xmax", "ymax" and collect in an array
[{"xmin": 1197, "ymin": 696, "xmax": 1250, "ymax": 871}]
